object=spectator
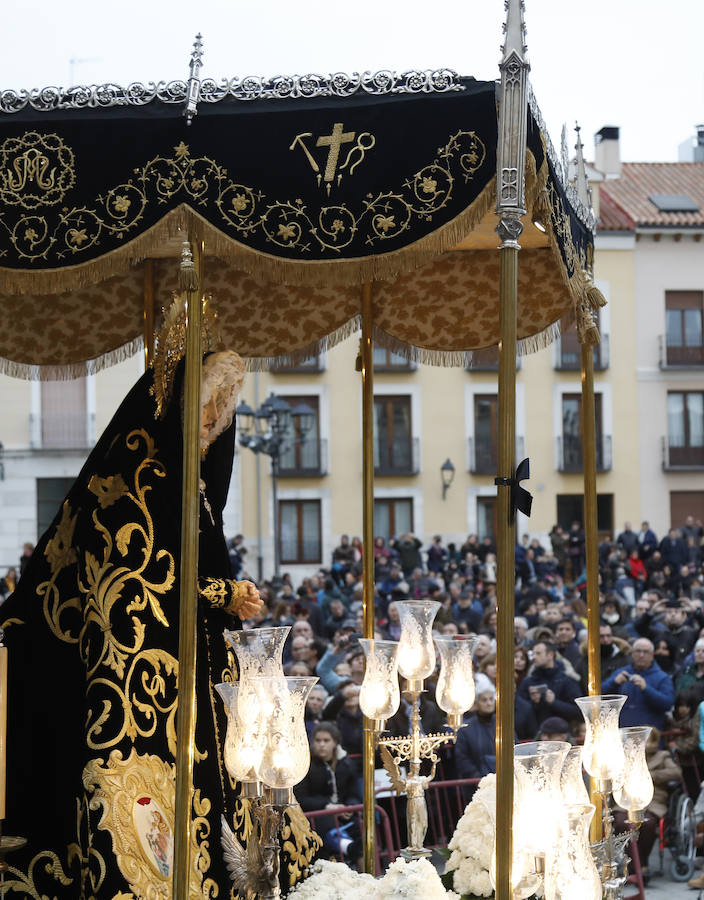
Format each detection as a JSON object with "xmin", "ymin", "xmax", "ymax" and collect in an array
[
  {"xmin": 617, "ymin": 522, "xmax": 639, "ymax": 557},
  {"xmin": 478, "ymin": 653, "xmax": 497, "ymax": 688},
  {"xmin": 455, "ymin": 688, "xmax": 496, "ymax": 779},
  {"xmin": 18, "ymin": 542, "xmax": 33, "ymax": 579},
  {"xmin": 332, "ymin": 535, "xmax": 356, "ymax": 582},
  {"xmin": 537, "ymin": 716, "xmax": 571, "ymax": 743},
  {"xmin": 554, "ymin": 618, "xmax": 581, "ymax": 670},
  {"xmin": 227, "ymin": 533, "xmax": 245, "ymax": 578},
  {"xmin": 518, "ymin": 640, "xmax": 581, "ymax": 726},
  {"xmin": 659, "ymin": 528, "xmax": 689, "ymax": 571},
  {"xmin": 473, "ymin": 634, "xmax": 494, "ymax": 668},
  {"xmin": 452, "ymin": 590, "xmax": 483, "ymax": 633},
  {"xmin": 304, "ymin": 685, "xmax": 329, "ymax": 737},
  {"xmin": 675, "ymin": 638, "xmax": 704, "ymax": 697},
  {"xmin": 637, "ymin": 521, "xmax": 658, "ymax": 560},
  {"xmin": 566, "ymin": 521, "xmax": 585, "ymax": 581},
  {"xmin": 427, "ymin": 535, "xmax": 448, "ymax": 575},
  {"xmin": 602, "ymin": 638, "xmax": 675, "ymax": 730},
  {"xmin": 0, "ymin": 567, "xmax": 17, "ymax": 600},
  {"xmin": 393, "ymin": 533, "xmax": 423, "ymax": 577},
  {"xmin": 294, "ymin": 722, "xmax": 362, "ymax": 859},
  {"xmin": 514, "ymin": 647, "xmax": 530, "ymax": 687}
]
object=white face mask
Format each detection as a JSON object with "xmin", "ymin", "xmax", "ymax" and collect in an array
[{"xmin": 603, "ymin": 612, "xmax": 619, "ymax": 625}]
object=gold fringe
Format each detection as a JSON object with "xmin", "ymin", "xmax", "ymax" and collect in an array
[
  {"xmin": 586, "ymin": 284, "xmax": 607, "ymax": 309},
  {"xmin": 0, "ymin": 180, "xmax": 497, "ymax": 296},
  {"xmin": 243, "ymin": 317, "xmax": 362, "ymax": 372},
  {"xmin": 0, "ymin": 334, "xmax": 143, "ymax": 381}
]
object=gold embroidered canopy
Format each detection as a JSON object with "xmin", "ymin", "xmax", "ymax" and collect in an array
[{"xmin": 0, "ymin": 72, "xmax": 595, "ymax": 375}]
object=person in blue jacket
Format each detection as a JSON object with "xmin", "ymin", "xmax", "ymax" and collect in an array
[
  {"xmin": 455, "ymin": 687, "xmax": 497, "ymax": 779},
  {"xmin": 601, "ymin": 637, "xmax": 675, "ymax": 730}
]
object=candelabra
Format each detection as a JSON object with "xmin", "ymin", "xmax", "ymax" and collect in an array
[
  {"xmin": 359, "ymin": 601, "xmax": 478, "ymax": 858},
  {"xmin": 575, "ymin": 695, "xmax": 654, "ymax": 900},
  {"xmin": 216, "ymin": 625, "xmax": 317, "ymax": 900}
]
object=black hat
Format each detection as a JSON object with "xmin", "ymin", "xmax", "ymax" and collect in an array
[{"xmin": 540, "ymin": 716, "xmax": 569, "ymax": 735}]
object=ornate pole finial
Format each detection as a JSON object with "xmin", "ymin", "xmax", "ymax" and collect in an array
[
  {"xmin": 574, "ymin": 122, "xmax": 592, "ymax": 208},
  {"xmin": 184, "ymin": 33, "xmax": 204, "ymax": 126},
  {"xmin": 496, "ymin": 0, "xmax": 531, "ymax": 243},
  {"xmin": 500, "ymin": 0, "xmax": 528, "ymax": 63},
  {"xmin": 561, "ymin": 123, "xmax": 570, "ymax": 185}
]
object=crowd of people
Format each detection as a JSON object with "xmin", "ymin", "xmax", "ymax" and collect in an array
[{"xmin": 6, "ymin": 517, "xmax": 704, "ymax": 877}]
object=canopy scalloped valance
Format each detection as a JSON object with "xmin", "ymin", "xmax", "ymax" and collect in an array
[{"xmin": 0, "ymin": 76, "xmax": 594, "ymax": 376}]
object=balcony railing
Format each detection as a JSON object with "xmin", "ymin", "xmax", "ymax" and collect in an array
[
  {"xmin": 662, "ymin": 436, "xmax": 704, "ymax": 470},
  {"xmin": 30, "ymin": 412, "xmax": 94, "ymax": 450},
  {"xmin": 557, "ymin": 434, "xmax": 612, "ymax": 472},
  {"xmin": 468, "ymin": 435, "xmax": 525, "ymax": 473},
  {"xmin": 659, "ymin": 335, "xmax": 704, "ymax": 368},
  {"xmin": 465, "ymin": 349, "xmax": 522, "ymax": 371},
  {"xmin": 278, "ymin": 438, "xmax": 328, "ymax": 477},
  {"xmin": 555, "ymin": 334, "xmax": 610, "ymax": 371},
  {"xmin": 374, "ymin": 436, "xmax": 420, "ymax": 476}
]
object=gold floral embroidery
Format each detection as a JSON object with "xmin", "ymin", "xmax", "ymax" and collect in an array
[
  {"xmin": 44, "ymin": 500, "xmax": 78, "ymax": 575},
  {"xmin": 281, "ymin": 803, "xmax": 323, "ymax": 886},
  {"xmin": 88, "ymin": 473, "xmax": 129, "ymax": 508}
]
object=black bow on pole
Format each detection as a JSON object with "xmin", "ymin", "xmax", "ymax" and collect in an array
[{"xmin": 494, "ymin": 457, "xmax": 532, "ymax": 525}]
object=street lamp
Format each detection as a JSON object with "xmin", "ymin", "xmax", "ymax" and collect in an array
[
  {"xmin": 441, "ymin": 458, "xmax": 455, "ymax": 500},
  {"xmin": 236, "ymin": 395, "xmax": 315, "ymax": 581}
]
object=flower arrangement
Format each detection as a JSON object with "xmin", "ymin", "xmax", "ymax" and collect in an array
[
  {"xmin": 443, "ymin": 774, "xmax": 496, "ymax": 898},
  {"xmin": 289, "ymin": 856, "xmax": 460, "ymax": 899}
]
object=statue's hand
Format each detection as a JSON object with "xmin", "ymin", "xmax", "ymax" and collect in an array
[{"xmin": 231, "ymin": 580, "xmax": 263, "ymax": 620}]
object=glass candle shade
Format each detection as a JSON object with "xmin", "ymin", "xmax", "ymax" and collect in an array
[
  {"xmin": 514, "ymin": 741, "xmax": 571, "ymax": 860},
  {"xmin": 614, "ymin": 726, "xmax": 653, "ymax": 822},
  {"xmin": 358, "ymin": 638, "xmax": 400, "ymax": 729},
  {"xmin": 214, "ymin": 682, "xmax": 262, "ymax": 792},
  {"xmin": 575, "ymin": 695, "xmax": 627, "ymax": 791},
  {"xmin": 561, "ymin": 746, "xmax": 590, "ymax": 807},
  {"xmin": 249, "ymin": 675, "xmax": 318, "ymax": 803},
  {"xmin": 434, "ymin": 635, "xmax": 478, "ymax": 729},
  {"xmin": 485, "ymin": 793, "xmax": 542, "ymax": 900},
  {"xmin": 224, "ymin": 625, "xmax": 290, "ymax": 680},
  {"xmin": 395, "ymin": 600, "xmax": 441, "ymax": 689},
  {"xmin": 544, "ymin": 804, "xmax": 602, "ymax": 900}
]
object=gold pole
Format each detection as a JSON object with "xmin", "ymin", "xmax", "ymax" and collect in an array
[
  {"xmin": 496, "ymin": 241, "xmax": 518, "ymax": 900},
  {"xmin": 582, "ymin": 342, "xmax": 603, "ymax": 839},
  {"xmin": 172, "ymin": 238, "xmax": 203, "ymax": 899},
  {"xmin": 361, "ymin": 282, "xmax": 376, "ymax": 874},
  {"xmin": 143, "ymin": 259, "xmax": 155, "ymax": 369}
]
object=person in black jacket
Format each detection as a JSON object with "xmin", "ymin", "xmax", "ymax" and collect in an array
[
  {"xmin": 518, "ymin": 641, "xmax": 581, "ymax": 726},
  {"xmin": 294, "ymin": 723, "xmax": 362, "ymax": 857},
  {"xmin": 455, "ymin": 689, "xmax": 497, "ymax": 779}
]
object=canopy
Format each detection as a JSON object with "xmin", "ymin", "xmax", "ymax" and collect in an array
[{"xmin": 0, "ymin": 71, "xmax": 594, "ymax": 375}]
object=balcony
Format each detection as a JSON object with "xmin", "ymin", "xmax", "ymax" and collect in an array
[
  {"xmin": 557, "ymin": 434, "xmax": 612, "ymax": 473},
  {"xmin": 468, "ymin": 435, "xmax": 526, "ymax": 473},
  {"xmin": 465, "ymin": 348, "xmax": 522, "ymax": 371},
  {"xmin": 30, "ymin": 412, "xmax": 94, "ymax": 450},
  {"xmin": 659, "ymin": 335, "xmax": 704, "ymax": 369},
  {"xmin": 374, "ymin": 437, "xmax": 420, "ymax": 476},
  {"xmin": 662, "ymin": 437, "xmax": 704, "ymax": 470},
  {"xmin": 555, "ymin": 334, "xmax": 610, "ymax": 371},
  {"xmin": 278, "ymin": 438, "xmax": 328, "ymax": 477},
  {"xmin": 271, "ymin": 354, "xmax": 325, "ymax": 374}
]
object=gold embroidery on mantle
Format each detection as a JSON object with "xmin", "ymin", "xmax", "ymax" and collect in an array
[
  {"xmin": 83, "ymin": 749, "xmax": 217, "ymax": 899},
  {"xmin": 0, "ymin": 131, "xmax": 76, "ymax": 209}
]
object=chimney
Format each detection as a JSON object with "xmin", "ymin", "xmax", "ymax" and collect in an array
[
  {"xmin": 594, "ymin": 126, "xmax": 621, "ymax": 177},
  {"xmin": 677, "ymin": 125, "xmax": 704, "ymax": 162}
]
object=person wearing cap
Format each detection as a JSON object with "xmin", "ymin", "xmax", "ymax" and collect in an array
[
  {"xmin": 538, "ymin": 716, "xmax": 571, "ymax": 743},
  {"xmin": 601, "ymin": 638, "xmax": 675, "ymax": 730}
]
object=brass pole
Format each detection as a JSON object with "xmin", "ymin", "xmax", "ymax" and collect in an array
[
  {"xmin": 496, "ymin": 241, "xmax": 518, "ymax": 900},
  {"xmin": 172, "ymin": 238, "xmax": 203, "ymax": 900},
  {"xmin": 582, "ymin": 342, "xmax": 603, "ymax": 840},
  {"xmin": 143, "ymin": 259, "xmax": 155, "ymax": 369},
  {"xmin": 361, "ymin": 282, "xmax": 376, "ymax": 874}
]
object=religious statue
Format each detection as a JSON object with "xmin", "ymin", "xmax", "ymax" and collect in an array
[{"xmin": 0, "ymin": 298, "xmax": 318, "ymax": 898}]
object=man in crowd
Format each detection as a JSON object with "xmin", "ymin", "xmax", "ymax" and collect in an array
[
  {"xmin": 518, "ymin": 640, "xmax": 581, "ymax": 727},
  {"xmin": 601, "ymin": 638, "xmax": 674, "ymax": 729}
]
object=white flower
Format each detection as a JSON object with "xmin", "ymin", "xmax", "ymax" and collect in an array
[
  {"xmin": 444, "ymin": 773, "xmax": 497, "ymax": 897},
  {"xmin": 290, "ymin": 856, "xmax": 459, "ymax": 899}
]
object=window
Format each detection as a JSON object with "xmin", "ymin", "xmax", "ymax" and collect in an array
[
  {"xmin": 374, "ymin": 396, "xmax": 415, "ymax": 474},
  {"xmin": 670, "ymin": 491, "xmax": 704, "ymax": 528},
  {"xmin": 557, "ymin": 310, "xmax": 606, "ymax": 370},
  {"xmin": 473, "ymin": 395, "xmax": 498, "ymax": 473},
  {"xmin": 37, "ymin": 477, "xmax": 74, "ymax": 539},
  {"xmin": 279, "ymin": 500, "xmax": 321, "ymax": 564},
  {"xmin": 667, "ymin": 391, "xmax": 704, "ymax": 466},
  {"xmin": 40, "ymin": 377, "xmax": 88, "ymax": 448},
  {"xmin": 560, "ymin": 393, "xmax": 608, "ymax": 472},
  {"xmin": 665, "ymin": 291, "xmax": 704, "ymax": 365},
  {"xmin": 278, "ymin": 396, "xmax": 322, "ymax": 476},
  {"xmin": 373, "ymin": 347, "xmax": 414, "ymax": 371},
  {"xmin": 373, "ymin": 498, "xmax": 413, "ymax": 543},
  {"xmin": 556, "ymin": 494, "xmax": 613, "ymax": 538},
  {"xmin": 477, "ymin": 496, "xmax": 497, "ymax": 541}
]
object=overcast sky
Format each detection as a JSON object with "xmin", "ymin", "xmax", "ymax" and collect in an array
[{"xmin": 3, "ymin": 0, "xmax": 703, "ymax": 163}]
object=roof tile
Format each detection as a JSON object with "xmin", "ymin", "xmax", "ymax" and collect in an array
[{"xmin": 598, "ymin": 162, "xmax": 704, "ymax": 229}]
